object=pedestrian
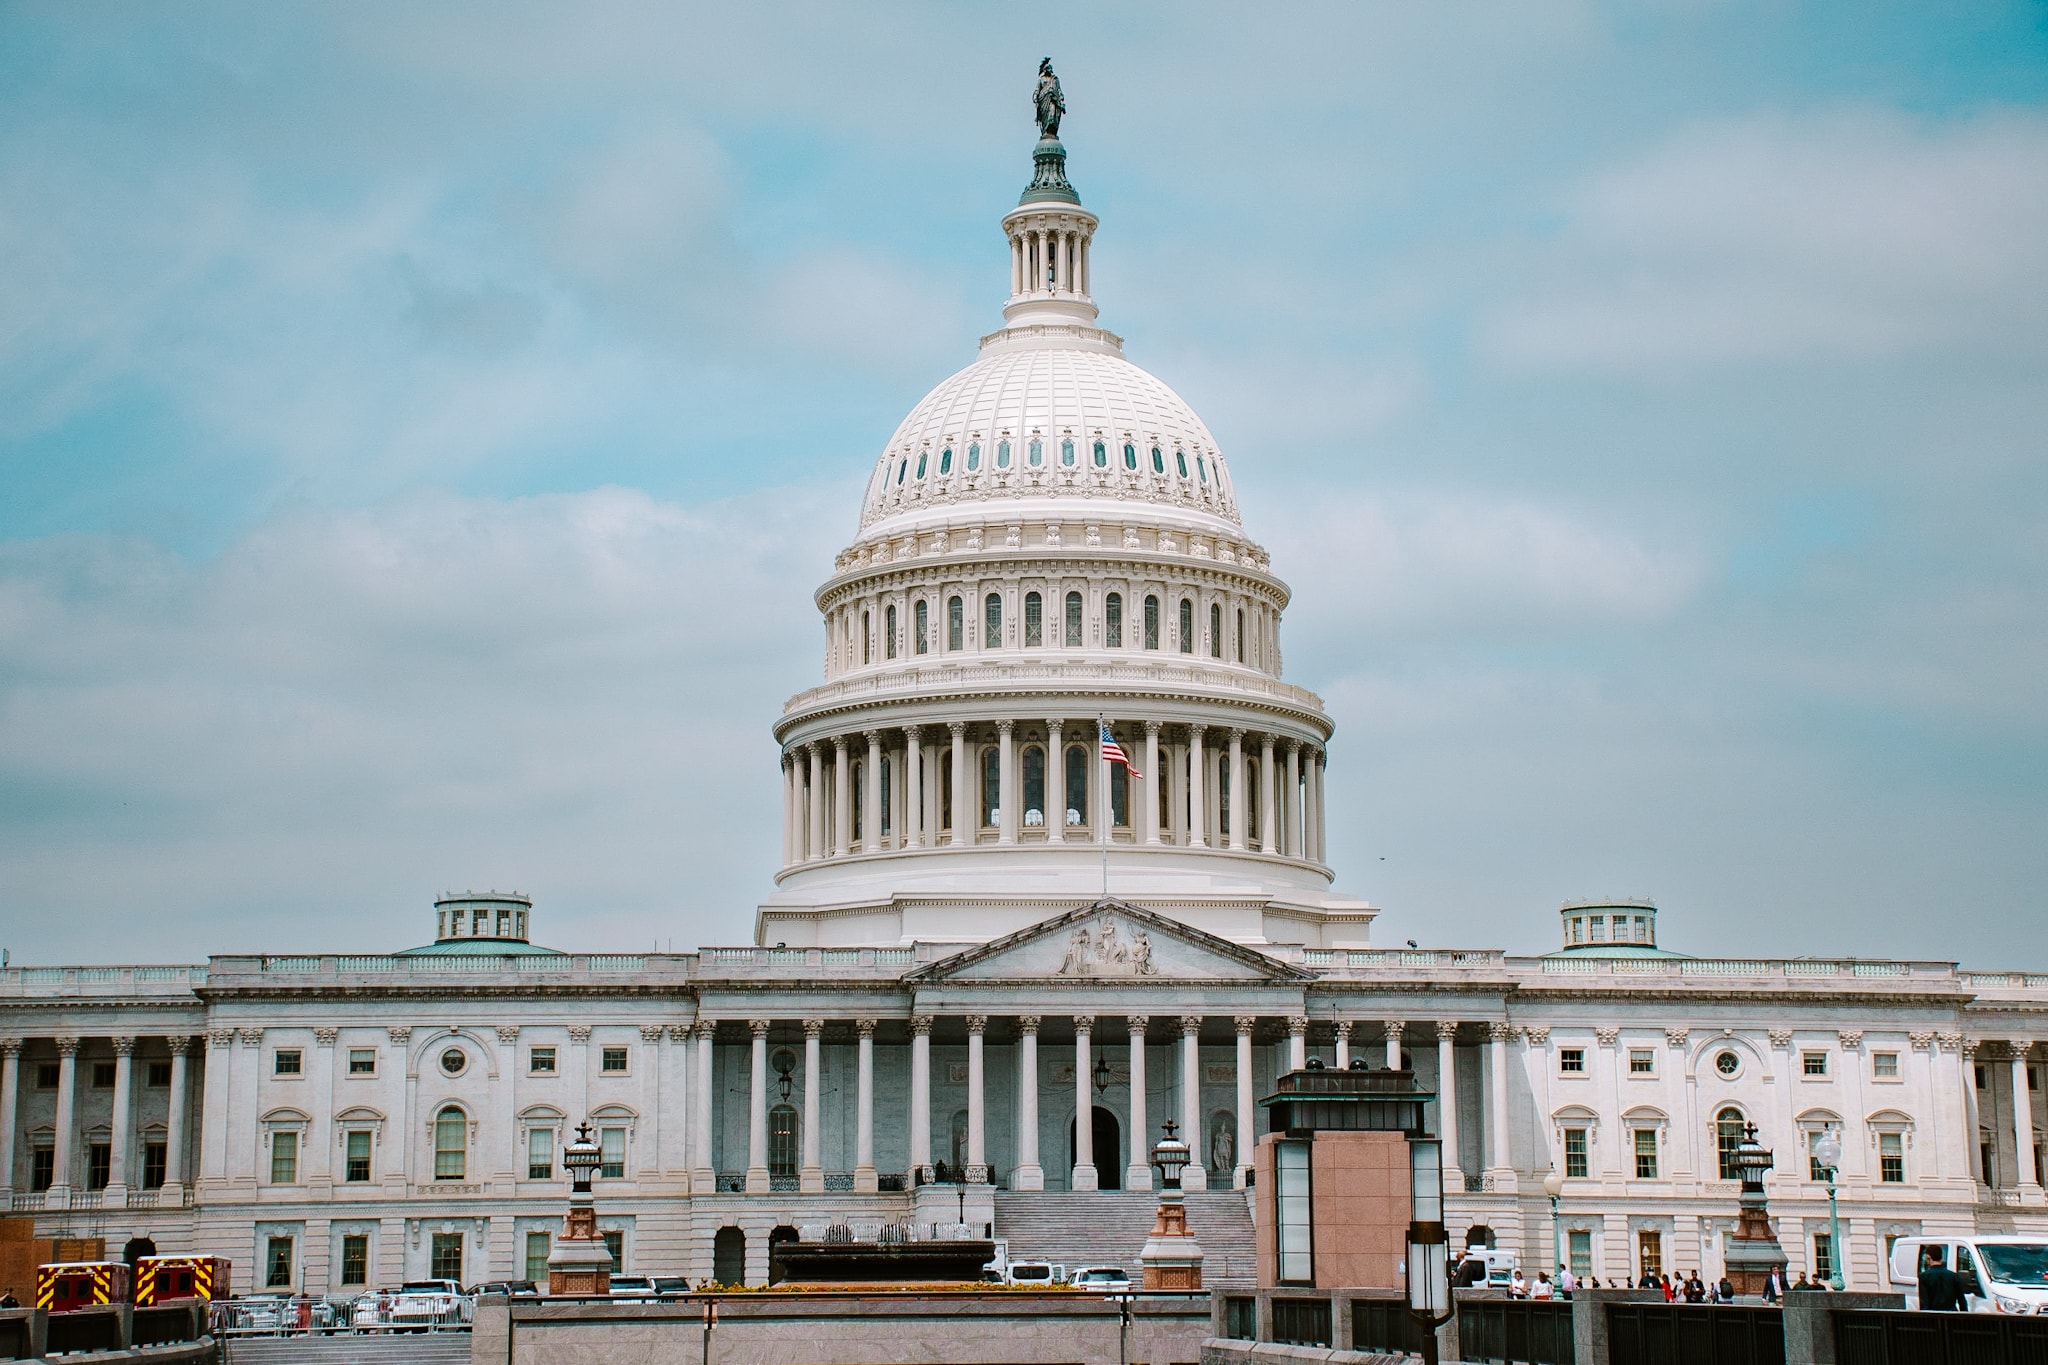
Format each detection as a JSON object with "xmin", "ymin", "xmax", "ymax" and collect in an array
[
  {"xmin": 1661, "ymin": 1273, "xmax": 1675, "ymax": 1301},
  {"xmin": 1559, "ymin": 1266, "xmax": 1576, "ymax": 1296},
  {"xmin": 1918, "ymin": 1248, "xmax": 1964, "ymax": 1312},
  {"xmin": 1791, "ymin": 1271, "xmax": 1812, "ymax": 1291},
  {"xmin": 1718, "ymin": 1274, "xmax": 1735, "ymax": 1304},
  {"xmin": 1686, "ymin": 1272, "xmax": 1706, "ymax": 1303},
  {"xmin": 1509, "ymin": 1268, "xmax": 1528, "ymax": 1298},
  {"xmin": 1532, "ymin": 1271, "xmax": 1554, "ymax": 1300}
]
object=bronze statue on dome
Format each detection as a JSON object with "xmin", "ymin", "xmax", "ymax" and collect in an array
[{"xmin": 1034, "ymin": 58, "xmax": 1065, "ymax": 140}]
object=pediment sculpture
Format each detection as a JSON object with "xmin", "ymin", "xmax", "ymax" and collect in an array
[{"xmin": 1056, "ymin": 916, "xmax": 1156, "ymax": 978}]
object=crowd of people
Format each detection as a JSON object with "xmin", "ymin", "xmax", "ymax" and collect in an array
[{"xmin": 1497, "ymin": 1263, "xmax": 1837, "ymax": 1303}]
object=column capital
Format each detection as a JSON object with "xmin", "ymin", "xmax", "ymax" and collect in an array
[
  {"xmin": 1593, "ymin": 1026, "xmax": 1617, "ymax": 1047},
  {"xmin": 1664, "ymin": 1026, "xmax": 1690, "ymax": 1048},
  {"xmin": 1180, "ymin": 1015, "xmax": 1203, "ymax": 1038},
  {"xmin": 1838, "ymin": 1029, "xmax": 1864, "ymax": 1051},
  {"xmin": 832, "ymin": 735, "xmax": 849, "ymax": 755},
  {"xmin": 803, "ymin": 1018, "xmax": 825, "ymax": 1039},
  {"xmin": 1768, "ymin": 1029, "xmax": 1794, "ymax": 1050},
  {"xmin": 806, "ymin": 739, "xmax": 823, "ymax": 757},
  {"xmin": 1015, "ymin": 1015, "xmax": 1040, "ymax": 1035},
  {"xmin": 694, "ymin": 1020, "xmax": 717, "ymax": 1042},
  {"xmin": 666, "ymin": 1025, "xmax": 693, "ymax": 1043},
  {"xmin": 1188, "ymin": 722, "xmax": 1208, "ymax": 740},
  {"xmin": 1384, "ymin": 1020, "xmax": 1405, "ymax": 1042},
  {"xmin": 237, "ymin": 1028, "xmax": 264, "ymax": 1046},
  {"xmin": 1046, "ymin": 717, "xmax": 1065, "ymax": 733},
  {"xmin": 1529, "ymin": 1027, "xmax": 1555, "ymax": 1047},
  {"xmin": 748, "ymin": 1019, "xmax": 772, "ymax": 1039},
  {"xmin": 1126, "ymin": 1016, "xmax": 1148, "ymax": 1037},
  {"xmin": 965, "ymin": 1015, "xmax": 988, "ymax": 1035},
  {"xmin": 1144, "ymin": 718, "xmax": 1163, "ymax": 736},
  {"xmin": 1286, "ymin": 1016, "xmax": 1307, "ymax": 1039},
  {"xmin": 315, "ymin": 1028, "xmax": 340, "ymax": 1047},
  {"xmin": 110, "ymin": 1036, "xmax": 136, "ymax": 1055},
  {"xmin": 55, "ymin": 1036, "xmax": 81, "ymax": 1056},
  {"xmin": 2008, "ymin": 1039, "xmax": 2033, "ymax": 1057},
  {"xmin": 997, "ymin": 718, "xmax": 1016, "ymax": 736},
  {"xmin": 910, "ymin": 1015, "xmax": 935, "ymax": 1036},
  {"xmin": 640, "ymin": 1025, "xmax": 665, "ymax": 1043},
  {"xmin": 1332, "ymin": 1019, "xmax": 1352, "ymax": 1041},
  {"xmin": 856, "ymin": 1018, "xmax": 877, "ymax": 1038},
  {"xmin": 1234, "ymin": 1015, "xmax": 1257, "ymax": 1037},
  {"xmin": 1226, "ymin": 726, "xmax": 1246, "ymax": 744},
  {"xmin": 210, "ymin": 1029, "xmax": 235, "ymax": 1050},
  {"xmin": 903, "ymin": 725, "xmax": 924, "ymax": 745},
  {"xmin": 0, "ymin": 1038, "xmax": 19, "ymax": 1059},
  {"xmin": 1436, "ymin": 1020, "xmax": 1460, "ymax": 1042},
  {"xmin": 567, "ymin": 1025, "xmax": 592, "ymax": 1043},
  {"xmin": 1487, "ymin": 1021, "xmax": 1514, "ymax": 1043},
  {"xmin": 1910, "ymin": 1031, "xmax": 1937, "ymax": 1052},
  {"xmin": 1072, "ymin": 1015, "xmax": 1094, "ymax": 1036},
  {"xmin": 1284, "ymin": 737, "xmax": 1302, "ymax": 754},
  {"xmin": 948, "ymin": 720, "xmax": 967, "ymax": 737}
]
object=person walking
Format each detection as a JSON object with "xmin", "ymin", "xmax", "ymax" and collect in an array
[{"xmin": 1919, "ymin": 1247, "xmax": 1966, "ymax": 1312}]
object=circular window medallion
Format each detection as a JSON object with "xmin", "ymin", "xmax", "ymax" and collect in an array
[
  {"xmin": 1715, "ymin": 1050, "xmax": 1739, "ymax": 1077},
  {"xmin": 440, "ymin": 1048, "xmax": 466, "ymax": 1076}
]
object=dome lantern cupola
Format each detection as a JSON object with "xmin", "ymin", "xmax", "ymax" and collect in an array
[{"xmin": 998, "ymin": 60, "xmax": 1103, "ymax": 339}]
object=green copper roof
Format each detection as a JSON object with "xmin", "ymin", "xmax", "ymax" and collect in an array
[
  {"xmin": 1019, "ymin": 137, "xmax": 1081, "ymax": 206},
  {"xmin": 395, "ymin": 939, "xmax": 566, "ymax": 957},
  {"xmin": 1542, "ymin": 943, "xmax": 1688, "ymax": 960}
]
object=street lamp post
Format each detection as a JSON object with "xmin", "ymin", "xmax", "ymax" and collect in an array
[
  {"xmin": 547, "ymin": 1122, "xmax": 613, "ymax": 1295},
  {"xmin": 1814, "ymin": 1128, "xmax": 1845, "ymax": 1291},
  {"xmin": 1138, "ymin": 1120, "xmax": 1203, "ymax": 1291},
  {"xmin": 1406, "ymin": 1137, "xmax": 1453, "ymax": 1365},
  {"xmin": 1542, "ymin": 1169, "xmax": 1565, "ymax": 1287}
]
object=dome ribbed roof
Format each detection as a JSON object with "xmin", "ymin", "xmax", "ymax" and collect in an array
[{"xmin": 858, "ymin": 344, "xmax": 1240, "ymax": 535}]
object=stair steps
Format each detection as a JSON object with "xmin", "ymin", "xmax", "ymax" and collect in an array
[
  {"xmin": 992, "ymin": 1190, "xmax": 1257, "ymax": 1286},
  {"xmin": 219, "ymin": 1332, "xmax": 473, "ymax": 1365}
]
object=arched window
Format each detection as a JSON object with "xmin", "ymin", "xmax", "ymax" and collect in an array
[
  {"xmin": 885, "ymin": 604, "xmax": 898, "ymax": 660},
  {"xmin": 1197, "ymin": 455, "xmax": 1207, "ymax": 484},
  {"xmin": 862, "ymin": 612, "xmax": 871, "ymax": 665},
  {"xmin": 1176, "ymin": 450, "xmax": 1189, "ymax": 479},
  {"xmin": 1093, "ymin": 440, "xmax": 1108, "ymax": 467},
  {"xmin": 896, "ymin": 458, "xmax": 907, "ymax": 486},
  {"xmin": 1151, "ymin": 445, "xmax": 1165, "ymax": 474},
  {"xmin": 768, "ymin": 1105, "xmax": 798, "ymax": 1177},
  {"xmin": 1023, "ymin": 746, "xmax": 1046, "ymax": 827},
  {"xmin": 1105, "ymin": 593, "xmax": 1123, "ymax": 648},
  {"xmin": 1124, "ymin": 442, "xmax": 1138, "ymax": 470},
  {"xmin": 879, "ymin": 755, "xmax": 892, "ymax": 837},
  {"xmin": 1716, "ymin": 1109, "xmax": 1747, "ymax": 1180},
  {"xmin": 981, "ymin": 748, "xmax": 1000, "ymax": 827},
  {"xmin": 1144, "ymin": 595, "xmax": 1160, "ymax": 649},
  {"xmin": 1061, "ymin": 438, "xmax": 1076, "ymax": 467},
  {"xmin": 940, "ymin": 762, "xmax": 954, "ymax": 835},
  {"xmin": 1179, "ymin": 599, "xmax": 1194, "ymax": 654},
  {"xmin": 1210, "ymin": 603, "xmax": 1223, "ymax": 658},
  {"xmin": 1245, "ymin": 759, "xmax": 1259, "ymax": 843},
  {"xmin": 915, "ymin": 451, "xmax": 927, "ymax": 479},
  {"xmin": 1066, "ymin": 745, "xmax": 1089, "ymax": 826},
  {"xmin": 939, "ymin": 446, "xmax": 953, "ymax": 475},
  {"xmin": 996, "ymin": 440, "xmax": 1012, "ymax": 469},
  {"xmin": 1024, "ymin": 591, "xmax": 1043, "ymax": 646},
  {"xmin": 914, "ymin": 600, "xmax": 929, "ymax": 655},
  {"xmin": 1236, "ymin": 608, "xmax": 1245, "ymax": 663},
  {"xmin": 434, "ymin": 1107, "xmax": 467, "ymax": 1181},
  {"xmin": 1028, "ymin": 439, "xmax": 1043, "ymax": 467},
  {"xmin": 985, "ymin": 593, "xmax": 1002, "ymax": 648},
  {"xmin": 947, "ymin": 596, "xmax": 963, "ymax": 651},
  {"xmin": 1218, "ymin": 759, "xmax": 1231, "ymax": 839},
  {"xmin": 851, "ymin": 760, "xmax": 864, "ymax": 841},
  {"xmin": 1064, "ymin": 591, "xmax": 1083, "ymax": 647},
  {"xmin": 966, "ymin": 442, "xmax": 981, "ymax": 472}
]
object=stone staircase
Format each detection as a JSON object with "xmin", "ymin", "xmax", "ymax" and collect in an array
[
  {"xmin": 219, "ymin": 1332, "xmax": 472, "ymax": 1365},
  {"xmin": 992, "ymin": 1190, "xmax": 1257, "ymax": 1286}
]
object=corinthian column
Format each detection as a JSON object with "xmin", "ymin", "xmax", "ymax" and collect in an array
[
  {"xmin": 0, "ymin": 1041, "xmax": 20, "ymax": 1199},
  {"xmin": 910, "ymin": 1016, "xmax": 934, "ymax": 1182},
  {"xmin": 1258, "ymin": 735, "xmax": 1277, "ymax": 853},
  {"xmin": 1143, "ymin": 721, "xmax": 1163, "ymax": 845},
  {"xmin": 863, "ymin": 731, "xmax": 883, "ymax": 852},
  {"xmin": 854, "ymin": 1019, "xmax": 877, "ymax": 1192},
  {"xmin": 745, "ymin": 1020, "xmax": 770, "ymax": 1193},
  {"xmin": 1284, "ymin": 741, "xmax": 1302, "ymax": 858},
  {"xmin": 108, "ymin": 1036, "xmax": 135, "ymax": 1195},
  {"xmin": 1014, "ymin": 1018, "xmax": 1043, "ymax": 1191},
  {"xmin": 1046, "ymin": 721, "xmax": 1066, "ymax": 844},
  {"xmin": 966, "ymin": 1016, "xmax": 988, "ymax": 1181},
  {"xmin": 1072, "ymin": 1017, "xmax": 1097, "ymax": 1190},
  {"xmin": 1186, "ymin": 726, "xmax": 1207, "ymax": 849},
  {"xmin": 998, "ymin": 720, "xmax": 1018, "ymax": 845},
  {"xmin": 1227, "ymin": 728, "xmax": 1247, "ymax": 851},
  {"xmin": 50, "ymin": 1037, "xmax": 80, "ymax": 1199},
  {"xmin": 2014, "ymin": 1042, "xmax": 2039, "ymax": 1190},
  {"xmin": 1125, "ymin": 1018, "xmax": 1151, "ymax": 1191},
  {"xmin": 948, "ymin": 722, "xmax": 968, "ymax": 846},
  {"xmin": 905, "ymin": 729, "xmax": 925, "ymax": 849},
  {"xmin": 1179, "ymin": 1016, "xmax": 1207, "ymax": 1191},
  {"xmin": 807, "ymin": 744, "xmax": 825, "ymax": 860},
  {"xmin": 1234, "ymin": 1017, "xmax": 1255, "ymax": 1189},
  {"xmin": 800, "ymin": 1019, "xmax": 823, "ymax": 1193},
  {"xmin": 832, "ymin": 737, "xmax": 852, "ymax": 857},
  {"xmin": 1438, "ymin": 1021, "xmax": 1464, "ymax": 1192}
]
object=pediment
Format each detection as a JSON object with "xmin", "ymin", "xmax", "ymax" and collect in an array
[{"xmin": 907, "ymin": 899, "xmax": 1313, "ymax": 984}]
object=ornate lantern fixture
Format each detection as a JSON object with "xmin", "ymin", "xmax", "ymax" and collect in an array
[
  {"xmin": 1138, "ymin": 1120, "xmax": 1204, "ymax": 1290},
  {"xmin": 1406, "ymin": 1137, "xmax": 1453, "ymax": 1365},
  {"xmin": 1151, "ymin": 1118, "xmax": 1191, "ymax": 1191},
  {"xmin": 547, "ymin": 1121, "xmax": 614, "ymax": 1295}
]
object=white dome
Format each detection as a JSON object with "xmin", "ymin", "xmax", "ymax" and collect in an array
[{"xmin": 858, "ymin": 342, "xmax": 1241, "ymax": 537}]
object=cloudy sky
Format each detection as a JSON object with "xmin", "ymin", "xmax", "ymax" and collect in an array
[{"xmin": 3, "ymin": 3, "xmax": 2045, "ymax": 965}]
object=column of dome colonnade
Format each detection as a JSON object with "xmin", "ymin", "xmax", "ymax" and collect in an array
[
  {"xmin": 0, "ymin": 1033, "xmax": 202, "ymax": 1209},
  {"xmin": 777, "ymin": 722, "xmax": 1328, "ymax": 867}
]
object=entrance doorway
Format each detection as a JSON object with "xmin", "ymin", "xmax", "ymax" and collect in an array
[{"xmin": 1068, "ymin": 1106, "xmax": 1123, "ymax": 1189}]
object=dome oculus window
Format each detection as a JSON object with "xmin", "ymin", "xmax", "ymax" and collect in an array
[
  {"xmin": 897, "ymin": 459, "xmax": 908, "ymax": 486},
  {"xmin": 997, "ymin": 440, "xmax": 1012, "ymax": 469},
  {"xmin": 1176, "ymin": 450, "xmax": 1189, "ymax": 479},
  {"xmin": 966, "ymin": 442, "xmax": 981, "ymax": 472},
  {"xmin": 915, "ymin": 452, "xmax": 927, "ymax": 479},
  {"xmin": 1123, "ymin": 441, "xmax": 1137, "ymax": 469},
  {"xmin": 1197, "ymin": 456, "xmax": 1208, "ymax": 484},
  {"xmin": 1028, "ymin": 439, "xmax": 1043, "ymax": 467},
  {"xmin": 440, "ymin": 1048, "xmax": 466, "ymax": 1077},
  {"xmin": 1150, "ymin": 445, "xmax": 1164, "ymax": 474},
  {"xmin": 1714, "ymin": 1050, "xmax": 1740, "ymax": 1078},
  {"xmin": 1093, "ymin": 440, "xmax": 1108, "ymax": 468},
  {"xmin": 1061, "ymin": 439, "xmax": 1075, "ymax": 467},
  {"xmin": 939, "ymin": 447, "xmax": 953, "ymax": 475}
]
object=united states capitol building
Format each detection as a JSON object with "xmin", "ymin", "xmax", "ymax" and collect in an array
[{"xmin": 4, "ymin": 81, "xmax": 2044, "ymax": 1301}]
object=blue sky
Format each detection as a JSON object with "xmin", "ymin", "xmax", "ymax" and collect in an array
[{"xmin": 2, "ymin": 2, "xmax": 2045, "ymax": 963}]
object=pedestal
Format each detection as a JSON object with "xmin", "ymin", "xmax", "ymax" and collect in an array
[
  {"xmin": 1139, "ymin": 1190, "xmax": 1204, "ymax": 1291},
  {"xmin": 547, "ymin": 1196, "xmax": 613, "ymax": 1296}
]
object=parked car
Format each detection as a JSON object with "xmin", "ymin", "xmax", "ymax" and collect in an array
[
  {"xmin": 474, "ymin": 1280, "xmax": 540, "ymax": 1298},
  {"xmin": 390, "ymin": 1279, "xmax": 471, "ymax": 1326},
  {"xmin": 1889, "ymin": 1236, "xmax": 2048, "ymax": 1312},
  {"xmin": 1071, "ymin": 1267, "xmax": 1132, "ymax": 1293},
  {"xmin": 607, "ymin": 1275, "xmax": 657, "ymax": 1299},
  {"xmin": 652, "ymin": 1276, "xmax": 693, "ymax": 1297},
  {"xmin": 216, "ymin": 1295, "xmax": 289, "ymax": 1331},
  {"xmin": 1003, "ymin": 1261, "xmax": 1066, "ymax": 1286}
]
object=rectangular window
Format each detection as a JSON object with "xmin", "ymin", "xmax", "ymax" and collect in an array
[
  {"xmin": 1105, "ymin": 593, "xmax": 1122, "ymax": 648},
  {"xmin": 345, "ymin": 1130, "xmax": 372, "ymax": 1183},
  {"xmin": 530, "ymin": 1047, "xmax": 556, "ymax": 1075},
  {"xmin": 601, "ymin": 1128, "xmax": 626, "ymax": 1179},
  {"xmin": 1803, "ymin": 1052, "xmax": 1828, "ymax": 1077},
  {"xmin": 341, "ymin": 1235, "xmax": 369, "ymax": 1286},
  {"xmin": 91, "ymin": 1062, "xmax": 116, "ymax": 1088},
  {"xmin": 948, "ymin": 596, "xmax": 963, "ymax": 651},
  {"xmin": 1629, "ymin": 1049, "xmax": 1655, "ymax": 1074},
  {"xmin": 430, "ymin": 1232, "xmax": 464, "ymax": 1282},
  {"xmin": 526, "ymin": 1231, "xmax": 551, "ymax": 1283},
  {"xmin": 266, "ymin": 1236, "xmax": 294, "ymax": 1289},
  {"xmin": 1589, "ymin": 916, "xmax": 1607, "ymax": 941},
  {"xmin": 1559, "ymin": 1048, "xmax": 1585, "ymax": 1073},
  {"xmin": 914, "ymin": 599, "xmax": 928, "ymax": 654},
  {"xmin": 1634, "ymin": 1128, "xmax": 1659, "ymax": 1179},
  {"xmin": 601, "ymin": 1046, "xmax": 629, "ymax": 1074},
  {"xmin": 348, "ymin": 1048, "xmax": 377, "ymax": 1075},
  {"xmin": 1144, "ymin": 595, "xmax": 1159, "ymax": 650},
  {"xmin": 142, "ymin": 1141, "xmax": 167, "ymax": 1189},
  {"xmin": 34, "ymin": 1063, "xmax": 59, "ymax": 1090},
  {"xmin": 1879, "ymin": 1133, "xmax": 1904, "ymax": 1183},
  {"xmin": 146, "ymin": 1061, "xmax": 172, "ymax": 1087},
  {"xmin": 87, "ymin": 1142, "xmax": 111, "ymax": 1190},
  {"xmin": 30, "ymin": 1147, "xmax": 54, "ymax": 1191},
  {"xmin": 1638, "ymin": 1230, "xmax": 1662, "ymax": 1279},
  {"xmin": 273, "ymin": 1049, "xmax": 302, "ymax": 1077},
  {"xmin": 1813, "ymin": 1233, "xmax": 1833, "ymax": 1283},
  {"xmin": 602, "ymin": 1231, "xmax": 624, "ymax": 1273},
  {"xmin": 1568, "ymin": 1230, "xmax": 1593, "ymax": 1279},
  {"xmin": 1564, "ymin": 1128, "xmax": 1588, "ymax": 1178},
  {"xmin": 1809, "ymin": 1130, "xmax": 1830, "ymax": 1181},
  {"xmin": 1275, "ymin": 1140, "xmax": 1313, "ymax": 1283},
  {"xmin": 270, "ymin": 1131, "xmax": 299, "ymax": 1184},
  {"xmin": 528, "ymin": 1128, "xmax": 553, "ymax": 1180},
  {"xmin": 1873, "ymin": 1052, "xmax": 1899, "ymax": 1078}
]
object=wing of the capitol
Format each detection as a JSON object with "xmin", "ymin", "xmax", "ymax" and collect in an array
[{"xmin": 4, "ymin": 105, "xmax": 2043, "ymax": 1301}]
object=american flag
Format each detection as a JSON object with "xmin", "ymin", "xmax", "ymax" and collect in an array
[{"xmin": 1099, "ymin": 722, "xmax": 1141, "ymax": 779}]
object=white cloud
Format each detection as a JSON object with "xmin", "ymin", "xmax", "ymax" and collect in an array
[
  {"xmin": 1482, "ymin": 109, "xmax": 2048, "ymax": 371},
  {"xmin": 0, "ymin": 483, "xmax": 849, "ymax": 961}
]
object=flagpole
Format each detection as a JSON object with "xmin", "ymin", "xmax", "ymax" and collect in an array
[{"xmin": 1099, "ymin": 713, "xmax": 1110, "ymax": 899}]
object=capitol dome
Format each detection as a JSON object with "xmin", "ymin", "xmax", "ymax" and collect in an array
[{"xmin": 761, "ymin": 106, "xmax": 1373, "ymax": 952}]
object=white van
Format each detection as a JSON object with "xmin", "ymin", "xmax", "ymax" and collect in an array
[
  {"xmin": 1003, "ymin": 1261, "xmax": 1067, "ymax": 1287},
  {"xmin": 1456, "ymin": 1247, "xmax": 1518, "ymax": 1291},
  {"xmin": 1888, "ymin": 1236, "xmax": 2048, "ymax": 1312}
]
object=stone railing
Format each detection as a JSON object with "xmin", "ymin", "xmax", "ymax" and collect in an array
[
  {"xmin": 1534, "ymin": 957, "xmax": 1952, "ymax": 984},
  {"xmin": 1295, "ymin": 948, "xmax": 1508, "ymax": 972},
  {"xmin": 1961, "ymin": 972, "xmax": 2048, "ymax": 990},
  {"xmin": 204, "ymin": 953, "xmax": 695, "ymax": 987},
  {"xmin": 783, "ymin": 657, "xmax": 1326, "ymax": 719},
  {"xmin": 0, "ymin": 965, "xmax": 208, "ymax": 998}
]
